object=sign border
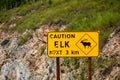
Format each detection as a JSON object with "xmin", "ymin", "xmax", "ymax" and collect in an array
[{"xmin": 47, "ymin": 31, "xmax": 100, "ymax": 58}]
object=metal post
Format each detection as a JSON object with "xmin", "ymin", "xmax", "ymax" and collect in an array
[
  {"xmin": 88, "ymin": 57, "xmax": 92, "ymax": 80},
  {"xmin": 56, "ymin": 57, "xmax": 60, "ymax": 80}
]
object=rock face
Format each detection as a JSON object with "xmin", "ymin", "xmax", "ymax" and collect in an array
[
  {"xmin": 0, "ymin": 26, "xmax": 120, "ymax": 80},
  {"xmin": 1, "ymin": 60, "xmax": 30, "ymax": 80},
  {"xmin": 93, "ymin": 27, "xmax": 120, "ymax": 80},
  {"xmin": 0, "ymin": 25, "xmax": 66, "ymax": 80}
]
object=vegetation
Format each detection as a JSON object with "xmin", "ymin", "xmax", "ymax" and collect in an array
[
  {"xmin": 0, "ymin": 0, "xmax": 43, "ymax": 11},
  {"xmin": 0, "ymin": 0, "xmax": 120, "ymax": 46},
  {"xmin": 62, "ymin": 58, "xmax": 88, "ymax": 79},
  {"xmin": 39, "ymin": 45, "xmax": 46, "ymax": 55},
  {"xmin": 63, "ymin": 58, "xmax": 81, "ymax": 69},
  {"xmin": 17, "ymin": 32, "xmax": 32, "ymax": 45},
  {"xmin": 61, "ymin": 68, "xmax": 65, "ymax": 73},
  {"xmin": 93, "ymin": 56, "xmax": 117, "ymax": 70}
]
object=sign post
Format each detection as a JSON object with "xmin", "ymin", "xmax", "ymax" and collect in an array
[
  {"xmin": 47, "ymin": 32, "xmax": 99, "ymax": 80},
  {"xmin": 56, "ymin": 57, "xmax": 60, "ymax": 80},
  {"xmin": 88, "ymin": 57, "xmax": 92, "ymax": 80}
]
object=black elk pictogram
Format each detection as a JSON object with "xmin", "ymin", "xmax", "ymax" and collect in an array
[{"xmin": 80, "ymin": 39, "xmax": 91, "ymax": 48}]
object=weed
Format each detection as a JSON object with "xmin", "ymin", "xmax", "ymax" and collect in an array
[
  {"xmin": 39, "ymin": 45, "xmax": 46, "ymax": 55},
  {"xmin": 17, "ymin": 32, "xmax": 32, "ymax": 45},
  {"xmin": 93, "ymin": 56, "xmax": 117, "ymax": 72},
  {"xmin": 63, "ymin": 58, "xmax": 70, "ymax": 67},
  {"xmin": 61, "ymin": 68, "xmax": 65, "ymax": 73}
]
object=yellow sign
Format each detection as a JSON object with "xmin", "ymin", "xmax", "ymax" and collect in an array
[{"xmin": 48, "ymin": 32, "xmax": 99, "ymax": 57}]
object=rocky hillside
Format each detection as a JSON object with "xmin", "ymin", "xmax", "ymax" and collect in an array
[
  {"xmin": 0, "ymin": 0, "xmax": 120, "ymax": 80},
  {"xmin": 0, "ymin": 25, "xmax": 66, "ymax": 80},
  {"xmin": 93, "ymin": 27, "xmax": 120, "ymax": 80},
  {"xmin": 0, "ymin": 25, "xmax": 120, "ymax": 80}
]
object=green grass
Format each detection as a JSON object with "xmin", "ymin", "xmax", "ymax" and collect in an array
[
  {"xmin": 62, "ymin": 58, "xmax": 88, "ymax": 80},
  {"xmin": 1, "ymin": 0, "xmax": 120, "ymax": 33},
  {"xmin": 94, "ymin": 56, "xmax": 117, "ymax": 69},
  {"xmin": 39, "ymin": 45, "xmax": 46, "ymax": 55},
  {"xmin": 1, "ymin": 0, "xmax": 119, "ymax": 46},
  {"xmin": 17, "ymin": 32, "xmax": 32, "ymax": 45}
]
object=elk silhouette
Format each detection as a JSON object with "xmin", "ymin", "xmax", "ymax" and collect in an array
[{"xmin": 80, "ymin": 39, "xmax": 91, "ymax": 48}]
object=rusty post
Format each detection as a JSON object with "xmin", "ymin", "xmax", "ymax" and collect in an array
[
  {"xmin": 88, "ymin": 57, "xmax": 92, "ymax": 80},
  {"xmin": 56, "ymin": 57, "xmax": 60, "ymax": 80}
]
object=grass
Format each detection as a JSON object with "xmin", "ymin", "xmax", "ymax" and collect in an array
[
  {"xmin": 94, "ymin": 56, "xmax": 117, "ymax": 70},
  {"xmin": 1, "ymin": 0, "xmax": 119, "ymax": 46},
  {"xmin": 17, "ymin": 32, "xmax": 32, "ymax": 45},
  {"xmin": 39, "ymin": 45, "xmax": 46, "ymax": 55},
  {"xmin": 11, "ymin": 0, "xmax": 80, "ymax": 32},
  {"xmin": 61, "ymin": 68, "xmax": 65, "ymax": 73},
  {"xmin": 62, "ymin": 58, "xmax": 88, "ymax": 80},
  {"xmin": 63, "ymin": 58, "xmax": 80, "ymax": 69},
  {"xmin": 1, "ymin": 0, "xmax": 120, "ymax": 32}
]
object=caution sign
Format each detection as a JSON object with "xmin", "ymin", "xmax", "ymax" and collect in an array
[
  {"xmin": 76, "ymin": 34, "xmax": 97, "ymax": 55},
  {"xmin": 48, "ymin": 32, "xmax": 99, "ymax": 57}
]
